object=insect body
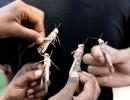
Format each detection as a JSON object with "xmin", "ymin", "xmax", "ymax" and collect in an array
[
  {"xmin": 37, "ymin": 28, "xmax": 59, "ymax": 56},
  {"xmin": 38, "ymin": 53, "xmax": 52, "ymax": 93},
  {"xmin": 91, "ymin": 34, "xmax": 114, "ymax": 73},
  {"xmin": 69, "ymin": 44, "xmax": 84, "ymax": 77},
  {"xmin": 43, "ymin": 53, "xmax": 51, "ymax": 93},
  {"xmin": 37, "ymin": 53, "xmax": 59, "ymax": 93},
  {"xmin": 98, "ymin": 38, "xmax": 114, "ymax": 73}
]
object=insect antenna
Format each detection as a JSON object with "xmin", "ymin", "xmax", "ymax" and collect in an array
[
  {"xmin": 90, "ymin": 37, "xmax": 98, "ymax": 40},
  {"xmin": 83, "ymin": 38, "xmax": 89, "ymax": 45},
  {"xmin": 99, "ymin": 32, "xmax": 103, "ymax": 39},
  {"xmin": 51, "ymin": 60, "xmax": 60, "ymax": 70},
  {"xmin": 49, "ymin": 50, "xmax": 53, "ymax": 57},
  {"xmin": 56, "ymin": 22, "xmax": 61, "ymax": 28}
]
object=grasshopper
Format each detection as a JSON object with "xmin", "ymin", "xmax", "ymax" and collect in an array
[
  {"xmin": 69, "ymin": 44, "xmax": 85, "ymax": 78},
  {"xmin": 36, "ymin": 53, "xmax": 59, "ymax": 93},
  {"xmin": 91, "ymin": 33, "xmax": 114, "ymax": 73},
  {"xmin": 37, "ymin": 23, "xmax": 61, "ymax": 56}
]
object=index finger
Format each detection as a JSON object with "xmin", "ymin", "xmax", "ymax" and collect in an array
[{"xmin": 23, "ymin": 4, "xmax": 45, "ymax": 37}]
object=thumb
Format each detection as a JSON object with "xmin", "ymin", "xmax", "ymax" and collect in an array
[
  {"xmin": 65, "ymin": 77, "xmax": 79, "ymax": 93},
  {"xmin": 16, "ymin": 69, "xmax": 42, "ymax": 86},
  {"xmin": 49, "ymin": 77, "xmax": 79, "ymax": 100},
  {"xmin": 90, "ymin": 45, "xmax": 123, "ymax": 64},
  {"xmin": 13, "ymin": 23, "xmax": 44, "ymax": 44}
]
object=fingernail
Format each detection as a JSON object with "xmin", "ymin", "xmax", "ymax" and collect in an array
[
  {"xmin": 28, "ymin": 95, "xmax": 34, "ymax": 99},
  {"xmin": 34, "ymin": 69, "xmax": 42, "ymax": 78},
  {"xmin": 36, "ymin": 38, "xmax": 43, "ymax": 44},
  {"xmin": 31, "ymin": 81, "xmax": 37, "ymax": 86},
  {"xmin": 27, "ymin": 89, "xmax": 34, "ymax": 94},
  {"xmin": 87, "ymin": 66, "xmax": 91, "ymax": 72}
]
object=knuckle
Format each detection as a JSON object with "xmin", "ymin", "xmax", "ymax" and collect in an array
[
  {"xmin": 91, "ymin": 46, "xmax": 100, "ymax": 58},
  {"xmin": 40, "ymin": 11, "xmax": 44, "ymax": 17},
  {"xmin": 100, "ymin": 76, "xmax": 109, "ymax": 85},
  {"xmin": 14, "ymin": 0, "xmax": 26, "ymax": 12}
]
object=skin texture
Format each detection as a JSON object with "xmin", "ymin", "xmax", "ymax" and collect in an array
[
  {"xmin": 1, "ymin": 63, "xmax": 46, "ymax": 100},
  {"xmin": 83, "ymin": 45, "xmax": 130, "ymax": 87},
  {"xmin": 0, "ymin": 0, "xmax": 45, "ymax": 44},
  {"xmin": 49, "ymin": 71, "xmax": 100, "ymax": 100},
  {"xmin": 0, "ymin": 1, "xmax": 46, "ymax": 99}
]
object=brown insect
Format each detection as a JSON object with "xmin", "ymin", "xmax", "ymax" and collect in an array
[
  {"xmin": 69, "ymin": 41, "xmax": 86, "ymax": 77},
  {"xmin": 37, "ymin": 23, "xmax": 61, "ymax": 56},
  {"xmin": 36, "ymin": 53, "xmax": 59, "ymax": 93},
  {"xmin": 98, "ymin": 39, "xmax": 114, "ymax": 73},
  {"xmin": 91, "ymin": 33, "xmax": 114, "ymax": 73}
]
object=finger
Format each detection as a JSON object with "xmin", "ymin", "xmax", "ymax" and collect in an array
[
  {"xmin": 28, "ymin": 94, "xmax": 34, "ymax": 99},
  {"xmin": 79, "ymin": 71, "xmax": 90, "ymax": 84},
  {"xmin": 25, "ymin": 4, "xmax": 45, "ymax": 35},
  {"xmin": 37, "ymin": 63, "xmax": 44, "ymax": 69},
  {"xmin": 87, "ymin": 65, "xmax": 111, "ymax": 76},
  {"xmin": 93, "ymin": 76, "xmax": 101, "ymax": 100},
  {"xmin": 91, "ymin": 45, "xmax": 125, "ymax": 64},
  {"xmin": 31, "ymin": 83, "xmax": 45, "ymax": 93},
  {"xmin": 15, "ymin": 69, "xmax": 42, "ymax": 86},
  {"xmin": 74, "ymin": 72, "xmax": 96, "ymax": 100},
  {"xmin": 28, "ymin": 80, "xmax": 51, "ymax": 96},
  {"xmin": 91, "ymin": 45, "xmax": 105, "ymax": 63},
  {"xmin": 22, "ymin": 63, "xmax": 43, "ymax": 73},
  {"xmin": 34, "ymin": 90, "xmax": 46, "ymax": 98},
  {"xmin": 66, "ymin": 77, "xmax": 79, "ymax": 92},
  {"xmin": 13, "ymin": 23, "xmax": 44, "ymax": 44},
  {"xmin": 96, "ymin": 75, "xmax": 124, "ymax": 87},
  {"xmin": 27, "ymin": 88, "xmax": 34, "ymax": 95},
  {"xmin": 28, "ymin": 94, "xmax": 43, "ymax": 100},
  {"xmin": 49, "ymin": 77, "xmax": 79, "ymax": 100},
  {"xmin": 30, "ymin": 81, "xmax": 38, "ymax": 87},
  {"xmin": 96, "ymin": 76, "xmax": 110, "ymax": 87},
  {"xmin": 83, "ymin": 54, "xmax": 103, "ymax": 66}
]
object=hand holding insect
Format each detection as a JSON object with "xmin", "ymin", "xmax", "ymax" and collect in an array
[
  {"xmin": 37, "ymin": 23, "xmax": 61, "ymax": 56},
  {"xmin": 48, "ymin": 72, "xmax": 100, "ymax": 100},
  {"xmin": 98, "ymin": 38, "xmax": 114, "ymax": 73},
  {"xmin": 69, "ymin": 44, "xmax": 85, "ymax": 78},
  {"xmin": 36, "ymin": 52, "xmax": 59, "ymax": 93},
  {"xmin": 36, "ymin": 23, "xmax": 61, "ymax": 93},
  {"xmin": 91, "ymin": 34, "xmax": 114, "ymax": 73},
  {"xmin": 83, "ymin": 44, "xmax": 130, "ymax": 87}
]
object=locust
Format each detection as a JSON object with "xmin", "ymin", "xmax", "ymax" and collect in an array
[
  {"xmin": 69, "ymin": 44, "xmax": 85, "ymax": 78},
  {"xmin": 98, "ymin": 39, "xmax": 114, "ymax": 73},
  {"xmin": 91, "ymin": 33, "xmax": 114, "ymax": 73},
  {"xmin": 35, "ymin": 23, "xmax": 61, "ymax": 93},
  {"xmin": 37, "ymin": 23, "xmax": 61, "ymax": 56},
  {"xmin": 36, "ymin": 53, "xmax": 59, "ymax": 93}
]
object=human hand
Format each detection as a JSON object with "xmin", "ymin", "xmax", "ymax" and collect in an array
[
  {"xmin": 73, "ymin": 72, "xmax": 100, "ymax": 100},
  {"xmin": 0, "ymin": 0, "xmax": 45, "ymax": 44},
  {"xmin": 49, "ymin": 71, "xmax": 100, "ymax": 100},
  {"xmin": 2, "ymin": 63, "xmax": 46, "ymax": 100},
  {"xmin": 83, "ymin": 45, "xmax": 130, "ymax": 87}
]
